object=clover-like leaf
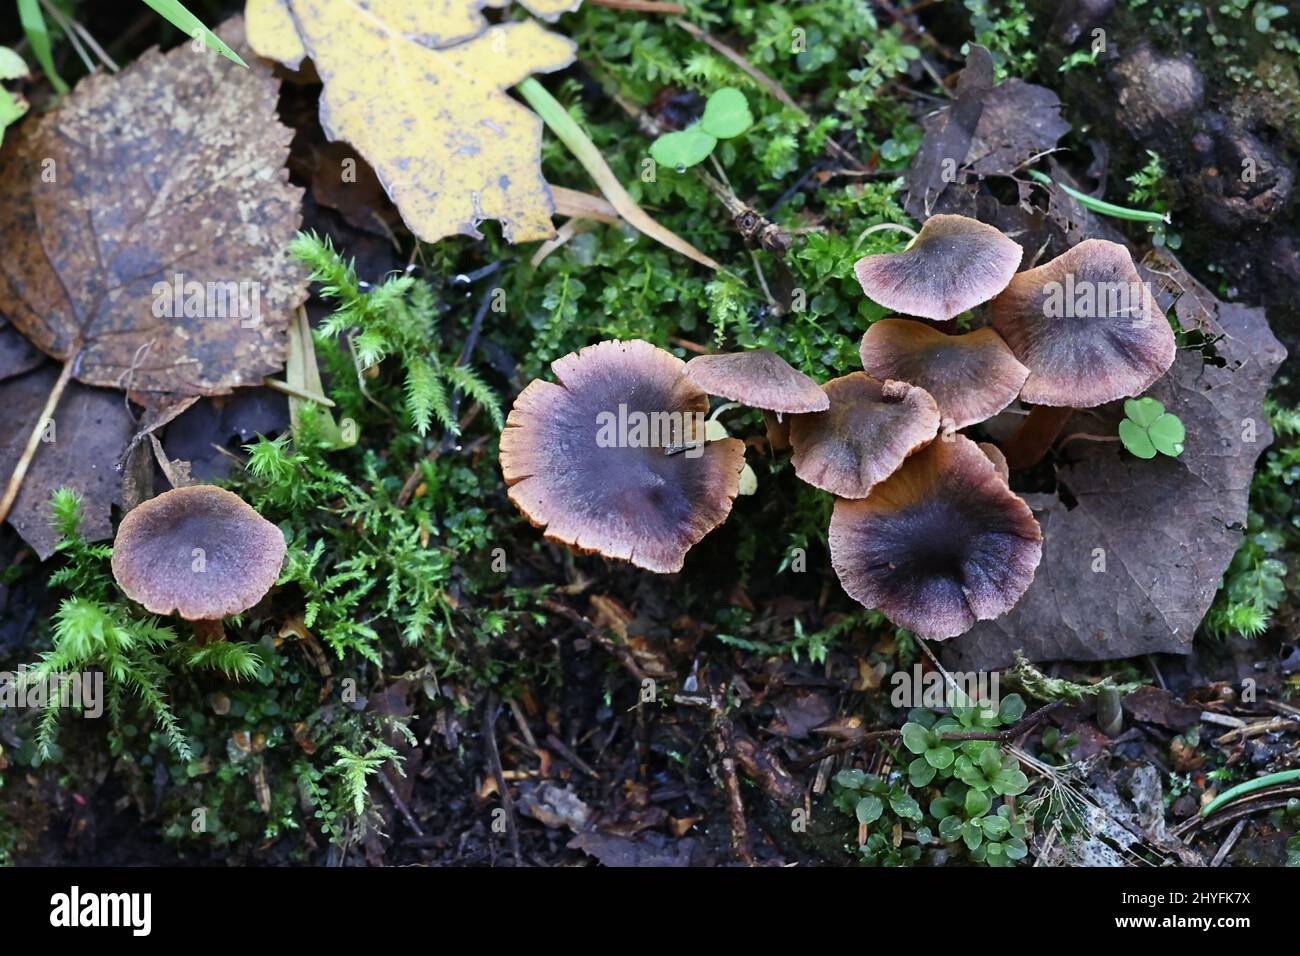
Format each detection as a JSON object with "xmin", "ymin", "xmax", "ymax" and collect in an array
[
  {"xmin": 993, "ymin": 765, "xmax": 1030, "ymax": 796},
  {"xmin": 699, "ymin": 87, "xmax": 753, "ymax": 139},
  {"xmin": 1120, "ymin": 397, "xmax": 1185, "ymax": 459},
  {"xmin": 938, "ymin": 814, "xmax": 963, "ymax": 842},
  {"xmin": 650, "ymin": 128, "xmax": 717, "ymax": 171}
]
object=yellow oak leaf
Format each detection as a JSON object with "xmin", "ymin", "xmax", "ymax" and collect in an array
[
  {"xmin": 246, "ymin": 0, "xmax": 305, "ymax": 68},
  {"xmin": 247, "ymin": 0, "xmax": 578, "ymax": 244}
]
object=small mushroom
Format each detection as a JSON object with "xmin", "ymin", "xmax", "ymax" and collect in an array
[
  {"xmin": 858, "ymin": 318, "xmax": 1029, "ymax": 430},
  {"xmin": 829, "ymin": 435, "xmax": 1042, "ymax": 640},
  {"xmin": 500, "ymin": 339, "xmax": 745, "ymax": 574},
  {"xmin": 111, "ymin": 486, "xmax": 287, "ymax": 643},
  {"xmin": 788, "ymin": 373, "xmax": 940, "ymax": 499},
  {"xmin": 990, "ymin": 239, "xmax": 1176, "ymax": 470},
  {"xmin": 685, "ymin": 348, "xmax": 828, "ymax": 451},
  {"xmin": 853, "ymin": 215, "xmax": 1023, "ymax": 321}
]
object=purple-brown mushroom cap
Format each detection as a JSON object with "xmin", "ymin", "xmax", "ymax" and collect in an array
[
  {"xmin": 500, "ymin": 339, "xmax": 745, "ymax": 574},
  {"xmin": 788, "ymin": 373, "xmax": 940, "ymax": 499},
  {"xmin": 853, "ymin": 215, "xmax": 1023, "ymax": 321},
  {"xmin": 684, "ymin": 349, "xmax": 829, "ymax": 414},
  {"xmin": 978, "ymin": 442, "xmax": 1010, "ymax": 483},
  {"xmin": 829, "ymin": 435, "xmax": 1042, "ymax": 640},
  {"xmin": 111, "ymin": 486, "xmax": 287, "ymax": 620},
  {"xmin": 989, "ymin": 238, "xmax": 1176, "ymax": 407},
  {"xmin": 859, "ymin": 319, "xmax": 1030, "ymax": 430}
]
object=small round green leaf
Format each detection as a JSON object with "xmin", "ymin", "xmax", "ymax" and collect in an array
[
  {"xmin": 649, "ymin": 128, "xmax": 717, "ymax": 170},
  {"xmin": 938, "ymin": 814, "xmax": 963, "ymax": 842},
  {"xmin": 1124, "ymin": 397, "xmax": 1165, "ymax": 427},
  {"xmin": 965, "ymin": 786, "xmax": 992, "ymax": 818},
  {"xmin": 998, "ymin": 693, "xmax": 1026, "ymax": 724},
  {"xmin": 1147, "ymin": 413, "xmax": 1185, "ymax": 457},
  {"xmin": 1119, "ymin": 418, "xmax": 1157, "ymax": 459},
  {"xmin": 698, "ymin": 87, "xmax": 753, "ymax": 139},
  {"xmin": 909, "ymin": 756, "xmax": 937, "ymax": 787},
  {"xmin": 901, "ymin": 722, "xmax": 931, "ymax": 755},
  {"xmin": 924, "ymin": 744, "xmax": 955, "ymax": 769},
  {"xmin": 855, "ymin": 794, "xmax": 884, "ymax": 825}
]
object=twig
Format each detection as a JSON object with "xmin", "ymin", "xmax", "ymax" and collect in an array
[
  {"xmin": 786, "ymin": 728, "xmax": 901, "ymax": 770},
  {"xmin": 483, "ymin": 691, "xmax": 523, "ymax": 866},
  {"xmin": 709, "ymin": 680, "xmax": 755, "ymax": 866},
  {"xmin": 673, "ymin": 18, "xmax": 805, "ymax": 117},
  {"xmin": 377, "ymin": 769, "xmax": 425, "ymax": 838},
  {"xmin": 545, "ymin": 733, "xmax": 600, "ymax": 780},
  {"xmin": 0, "ymin": 355, "xmax": 75, "ymax": 526},
  {"xmin": 1210, "ymin": 818, "xmax": 1246, "ymax": 867}
]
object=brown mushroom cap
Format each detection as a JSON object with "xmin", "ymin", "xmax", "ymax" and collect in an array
[
  {"xmin": 500, "ymin": 339, "xmax": 745, "ymax": 574},
  {"xmin": 111, "ymin": 486, "xmax": 287, "ymax": 620},
  {"xmin": 853, "ymin": 215, "xmax": 1023, "ymax": 321},
  {"xmin": 788, "ymin": 373, "xmax": 940, "ymax": 499},
  {"xmin": 684, "ymin": 349, "xmax": 828, "ymax": 414},
  {"xmin": 829, "ymin": 435, "xmax": 1042, "ymax": 640},
  {"xmin": 989, "ymin": 238, "xmax": 1176, "ymax": 407},
  {"xmin": 859, "ymin": 319, "xmax": 1030, "ymax": 430}
]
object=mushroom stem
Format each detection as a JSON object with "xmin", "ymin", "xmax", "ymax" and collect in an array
[
  {"xmin": 762, "ymin": 409, "xmax": 790, "ymax": 452},
  {"xmin": 192, "ymin": 619, "xmax": 226, "ymax": 644},
  {"xmin": 1003, "ymin": 406, "xmax": 1074, "ymax": 472}
]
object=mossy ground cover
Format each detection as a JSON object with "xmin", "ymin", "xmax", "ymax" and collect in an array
[{"xmin": 0, "ymin": 0, "xmax": 1298, "ymax": 867}]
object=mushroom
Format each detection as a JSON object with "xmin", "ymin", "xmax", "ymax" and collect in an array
[
  {"xmin": 829, "ymin": 435, "xmax": 1042, "ymax": 640},
  {"xmin": 858, "ymin": 318, "xmax": 1029, "ymax": 430},
  {"xmin": 500, "ymin": 339, "xmax": 745, "ymax": 574},
  {"xmin": 853, "ymin": 214, "xmax": 1023, "ymax": 321},
  {"xmin": 111, "ymin": 485, "xmax": 287, "ymax": 643},
  {"xmin": 978, "ymin": 442, "xmax": 1010, "ymax": 483},
  {"xmin": 684, "ymin": 348, "xmax": 828, "ymax": 451},
  {"xmin": 989, "ymin": 239, "xmax": 1176, "ymax": 470},
  {"xmin": 788, "ymin": 373, "xmax": 940, "ymax": 498}
]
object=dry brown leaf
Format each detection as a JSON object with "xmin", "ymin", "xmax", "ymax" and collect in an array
[
  {"xmin": 0, "ymin": 17, "xmax": 305, "ymax": 400},
  {"xmin": 248, "ymin": 0, "xmax": 578, "ymax": 245}
]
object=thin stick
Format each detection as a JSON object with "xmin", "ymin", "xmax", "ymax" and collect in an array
[
  {"xmin": 673, "ymin": 18, "xmax": 805, "ymax": 117},
  {"xmin": 483, "ymin": 691, "xmax": 523, "ymax": 866},
  {"xmin": 38, "ymin": 0, "xmax": 95, "ymax": 73},
  {"xmin": 0, "ymin": 356, "xmax": 75, "ymax": 525}
]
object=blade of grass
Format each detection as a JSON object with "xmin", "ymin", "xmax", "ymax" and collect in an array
[
  {"xmin": 139, "ymin": 0, "xmax": 249, "ymax": 68},
  {"xmin": 517, "ymin": 76, "xmax": 719, "ymax": 271},
  {"xmin": 1200, "ymin": 769, "xmax": 1300, "ymax": 818},
  {"xmin": 1028, "ymin": 169, "xmax": 1170, "ymax": 224},
  {"xmin": 17, "ymin": 0, "xmax": 68, "ymax": 94}
]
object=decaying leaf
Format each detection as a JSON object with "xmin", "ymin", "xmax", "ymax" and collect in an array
[
  {"xmin": 945, "ymin": 250, "xmax": 1286, "ymax": 669},
  {"xmin": 0, "ymin": 16, "xmax": 305, "ymax": 400},
  {"xmin": 0, "ymin": 366, "xmax": 135, "ymax": 559},
  {"xmin": 248, "ymin": 0, "xmax": 579, "ymax": 245},
  {"xmin": 905, "ymin": 45, "xmax": 1070, "ymax": 220},
  {"xmin": 0, "ymin": 16, "xmax": 305, "ymax": 550}
]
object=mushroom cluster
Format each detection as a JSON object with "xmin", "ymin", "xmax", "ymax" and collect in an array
[{"xmin": 500, "ymin": 215, "xmax": 1176, "ymax": 640}]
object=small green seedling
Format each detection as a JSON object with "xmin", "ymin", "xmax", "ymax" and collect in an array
[
  {"xmin": 1119, "ymin": 397, "xmax": 1185, "ymax": 459},
  {"xmin": 650, "ymin": 87, "xmax": 753, "ymax": 171}
]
